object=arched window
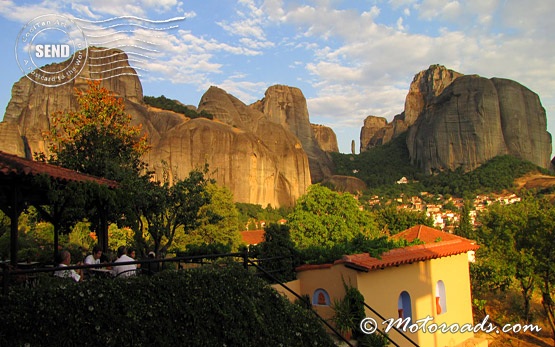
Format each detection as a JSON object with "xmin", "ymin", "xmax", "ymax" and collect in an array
[
  {"xmin": 436, "ymin": 280, "xmax": 447, "ymax": 314},
  {"xmin": 398, "ymin": 291, "xmax": 412, "ymax": 320},
  {"xmin": 312, "ymin": 288, "xmax": 330, "ymax": 306}
]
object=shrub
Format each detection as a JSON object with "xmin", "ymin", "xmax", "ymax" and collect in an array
[{"xmin": 0, "ymin": 264, "xmax": 335, "ymax": 347}]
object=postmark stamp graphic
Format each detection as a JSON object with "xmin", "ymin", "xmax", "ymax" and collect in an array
[{"xmin": 15, "ymin": 14, "xmax": 88, "ymax": 87}]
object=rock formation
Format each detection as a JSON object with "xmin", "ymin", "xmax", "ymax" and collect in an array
[
  {"xmin": 407, "ymin": 75, "xmax": 552, "ymax": 173},
  {"xmin": 360, "ymin": 117, "xmax": 409, "ymax": 152},
  {"xmin": 250, "ymin": 85, "xmax": 334, "ymax": 182},
  {"xmin": 321, "ymin": 175, "xmax": 367, "ymax": 194},
  {"xmin": 360, "ymin": 65, "xmax": 462, "ymax": 152},
  {"xmin": 311, "ymin": 124, "xmax": 339, "ymax": 153},
  {"xmin": 360, "ymin": 116, "xmax": 386, "ymax": 151},
  {"xmin": 0, "ymin": 48, "xmax": 311, "ymax": 207},
  {"xmin": 401, "ymin": 64, "xmax": 463, "ymax": 126},
  {"xmin": 359, "ymin": 64, "xmax": 551, "ymax": 173}
]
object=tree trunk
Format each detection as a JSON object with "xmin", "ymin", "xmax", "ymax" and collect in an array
[{"xmin": 540, "ymin": 282, "xmax": 555, "ymax": 345}]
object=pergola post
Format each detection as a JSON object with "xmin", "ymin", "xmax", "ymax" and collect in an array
[{"xmin": 9, "ymin": 185, "xmax": 20, "ymax": 266}]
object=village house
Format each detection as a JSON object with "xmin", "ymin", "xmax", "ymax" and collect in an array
[{"xmin": 277, "ymin": 225, "xmax": 487, "ymax": 347}]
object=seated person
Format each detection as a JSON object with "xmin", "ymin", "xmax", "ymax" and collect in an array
[
  {"xmin": 143, "ymin": 251, "xmax": 160, "ymax": 275},
  {"xmin": 84, "ymin": 246, "xmax": 105, "ymax": 278},
  {"xmin": 84, "ymin": 246, "xmax": 102, "ymax": 265},
  {"xmin": 111, "ymin": 246, "xmax": 137, "ymax": 278},
  {"xmin": 54, "ymin": 250, "xmax": 83, "ymax": 282},
  {"xmin": 127, "ymin": 247, "xmax": 140, "ymax": 268}
]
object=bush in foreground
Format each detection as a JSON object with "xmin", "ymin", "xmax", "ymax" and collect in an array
[{"xmin": 0, "ymin": 264, "xmax": 335, "ymax": 347}]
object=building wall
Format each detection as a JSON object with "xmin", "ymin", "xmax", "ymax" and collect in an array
[
  {"xmin": 295, "ymin": 265, "xmax": 358, "ymax": 323},
  {"xmin": 356, "ymin": 253, "xmax": 475, "ymax": 347}
]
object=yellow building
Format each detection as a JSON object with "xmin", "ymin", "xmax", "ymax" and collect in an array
[{"xmin": 282, "ymin": 225, "xmax": 488, "ymax": 347}]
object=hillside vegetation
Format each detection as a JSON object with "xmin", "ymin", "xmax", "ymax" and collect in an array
[
  {"xmin": 331, "ymin": 134, "xmax": 553, "ymax": 197},
  {"xmin": 143, "ymin": 95, "xmax": 213, "ymax": 119}
]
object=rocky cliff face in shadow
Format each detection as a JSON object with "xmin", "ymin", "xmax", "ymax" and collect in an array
[
  {"xmin": 408, "ymin": 75, "xmax": 552, "ymax": 173},
  {"xmin": 360, "ymin": 65, "xmax": 462, "ymax": 152},
  {"xmin": 0, "ymin": 48, "xmax": 311, "ymax": 207},
  {"xmin": 360, "ymin": 64, "xmax": 551, "ymax": 173}
]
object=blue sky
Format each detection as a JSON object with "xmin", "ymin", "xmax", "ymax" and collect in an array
[{"xmin": 0, "ymin": 0, "xmax": 554, "ymax": 154}]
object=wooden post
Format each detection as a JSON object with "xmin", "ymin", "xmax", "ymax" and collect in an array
[{"xmin": 9, "ymin": 186, "xmax": 19, "ymax": 266}]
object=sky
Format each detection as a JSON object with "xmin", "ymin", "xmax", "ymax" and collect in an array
[{"xmin": 0, "ymin": 0, "xmax": 554, "ymax": 155}]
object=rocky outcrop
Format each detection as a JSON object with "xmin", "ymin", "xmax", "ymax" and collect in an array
[
  {"xmin": 401, "ymin": 64, "xmax": 462, "ymax": 126},
  {"xmin": 311, "ymin": 124, "xmax": 339, "ymax": 153},
  {"xmin": 360, "ymin": 116, "xmax": 408, "ymax": 151},
  {"xmin": 196, "ymin": 86, "xmax": 310, "ymax": 206},
  {"xmin": 251, "ymin": 85, "xmax": 333, "ymax": 182},
  {"xmin": 407, "ymin": 75, "xmax": 552, "ymax": 173},
  {"xmin": 321, "ymin": 175, "xmax": 367, "ymax": 194},
  {"xmin": 360, "ymin": 116, "xmax": 386, "ymax": 151},
  {"xmin": 0, "ymin": 48, "xmax": 311, "ymax": 207},
  {"xmin": 360, "ymin": 65, "xmax": 461, "ymax": 152}
]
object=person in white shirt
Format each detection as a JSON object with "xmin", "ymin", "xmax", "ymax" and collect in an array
[
  {"xmin": 84, "ymin": 246, "xmax": 102, "ymax": 265},
  {"xmin": 54, "ymin": 250, "xmax": 82, "ymax": 282},
  {"xmin": 112, "ymin": 246, "xmax": 137, "ymax": 278},
  {"xmin": 83, "ymin": 246, "xmax": 104, "ymax": 278}
]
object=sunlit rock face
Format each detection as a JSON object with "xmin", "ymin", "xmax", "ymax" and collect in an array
[
  {"xmin": 0, "ymin": 48, "xmax": 311, "ymax": 207},
  {"xmin": 250, "ymin": 85, "xmax": 334, "ymax": 183}
]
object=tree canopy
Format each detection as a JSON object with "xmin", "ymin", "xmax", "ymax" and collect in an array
[{"xmin": 287, "ymin": 184, "xmax": 380, "ymax": 249}]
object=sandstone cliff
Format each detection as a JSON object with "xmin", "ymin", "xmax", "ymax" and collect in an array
[
  {"xmin": 407, "ymin": 75, "xmax": 552, "ymax": 173},
  {"xmin": 360, "ymin": 65, "xmax": 461, "ymax": 152},
  {"xmin": 360, "ymin": 64, "xmax": 551, "ymax": 173},
  {"xmin": 359, "ymin": 116, "xmax": 408, "ymax": 151},
  {"xmin": 250, "ymin": 85, "xmax": 334, "ymax": 182},
  {"xmin": 0, "ymin": 48, "xmax": 311, "ymax": 207},
  {"xmin": 311, "ymin": 124, "xmax": 339, "ymax": 153},
  {"xmin": 321, "ymin": 175, "xmax": 367, "ymax": 194}
]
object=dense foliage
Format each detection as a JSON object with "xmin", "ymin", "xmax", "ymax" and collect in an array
[
  {"xmin": 235, "ymin": 202, "xmax": 291, "ymax": 230},
  {"xmin": 330, "ymin": 131, "xmax": 550, "ymax": 198},
  {"xmin": 288, "ymin": 185, "xmax": 380, "ymax": 249},
  {"xmin": 420, "ymin": 155, "xmax": 548, "ymax": 196},
  {"xmin": 472, "ymin": 196, "xmax": 555, "ymax": 338},
  {"xmin": 173, "ymin": 183, "xmax": 241, "ymax": 251},
  {"xmin": 143, "ymin": 95, "xmax": 213, "ymax": 119},
  {"xmin": 298, "ymin": 233, "xmax": 417, "ymax": 265},
  {"xmin": 372, "ymin": 205, "xmax": 434, "ymax": 235},
  {"xmin": 0, "ymin": 265, "xmax": 335, "ymax": 347},
  {"xmin": 330, "ymin": 133, "xmax": 420, "ymax": 190},
  {"xmin": 248, "ymin": 224, "xmax": 300, "ymax": 283}
]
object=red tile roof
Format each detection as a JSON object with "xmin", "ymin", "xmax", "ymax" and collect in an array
[
  {"xmin": 297, "ymin": 225, "xmax": 479, "ymax": 273},
  {"xmin": 341, "ymin": 239, "xmax": 479, "ymax": 272},
  {"xmin": 241, "ymin": 229, "xmax": 265, "ymax": 245},
  {"xmin": 391, "ymin": 224, "xmax": 466, "ymax": 243},
  {"xmin": 0, "ymin": 151, "xmax": 118, "ymax": 188}
]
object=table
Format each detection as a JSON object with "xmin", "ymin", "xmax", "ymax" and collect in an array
[
  {"xmin": 89, "ymin": 268, "xmax": 113, "ymax": 278},
  {"xmin": 17, "ymin": 262, "xmax": 40, "ymax": 269}
]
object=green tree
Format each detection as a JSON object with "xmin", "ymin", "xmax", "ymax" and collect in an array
[
  {"xmin": 143, "ymin": 167, "xmax": 212, "ymax": 256},
  {"xmin": 455, "ymin": 196, "xmax": 474, "ymax": 238},
  {"xmin": 178, "ymin": 183, "xmax": 241, "ymax": 250},
  {"xmin": 38, "ymin": 80, "xmax": 150, "ymax": 253},
  {"xmin": 474, "ymin": 198, "xmax": 543, "ymax": 323},
  {"xmin": 373, "ymin": 205, "xmax": 433, "ymax": 235},
  {"xmin": 288, "ymin": 185, "xmax": 380, "ymax": 249},
  {"xmin": 522, "ymin": 200, "xmax": 555, "ymax": 338},
  {"xmin": 250, "ymin": 223, "xmax": 299, "ymax": 283}
]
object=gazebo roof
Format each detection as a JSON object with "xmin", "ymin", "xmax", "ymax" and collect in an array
[{"xmin": 0, "ymin": 151, "xmax": 117, "ymax": 188}]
